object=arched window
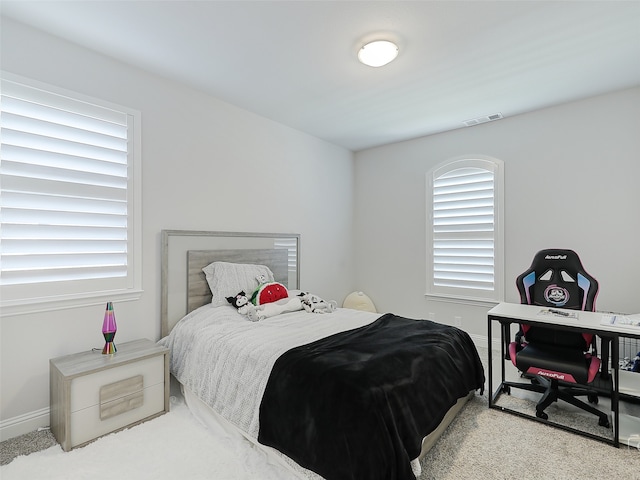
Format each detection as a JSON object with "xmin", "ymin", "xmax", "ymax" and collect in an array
[{"xmin": 426, "ymin": 157, "xmax": 504, "ymax": 304}]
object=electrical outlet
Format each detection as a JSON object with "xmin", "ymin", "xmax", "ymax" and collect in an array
[
  {"xmin": 454, "ymin": 316, "xmax": 462, "ymax": 327},
  {"xmin": 428, "ymin": 312, "xmax": 436, "ymax": 321}
]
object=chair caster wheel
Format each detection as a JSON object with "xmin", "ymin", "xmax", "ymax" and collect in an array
[
  {"xmin": 598, "ymin": 417, "xmax": 610, "ymax": 428},
  {"xmin": 536, "ymin": 411, "xmax": 548, "ymax": 420},
  {"xmin": 588, "ymin": 393, "xmax": 598, "ymax": 404}
]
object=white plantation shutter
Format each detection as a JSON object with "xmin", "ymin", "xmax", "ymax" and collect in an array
[
  {"xmin": 274, "ymin": 236, "xmax": 299, "ymax": 289},
  {"xmin": 426, "ymin": 158, "xmax": 503, "ymax": 303},
  {"xmin": 0, "ymin": 75, "xmax": 142, "ymax": 314}
]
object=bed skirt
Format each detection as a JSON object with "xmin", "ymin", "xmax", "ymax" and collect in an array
[{"xmin": 180, "ymin": 382, "xmax": 474, "ymax": 479}]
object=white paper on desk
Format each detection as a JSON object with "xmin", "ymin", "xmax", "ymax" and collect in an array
[
  {"xmin": 600, "ymin": 313, "xmax": 640, "ymax": 326},
  {"xmin": 628, "ymin": 313, "xmax": 640, "ymax": 323}
]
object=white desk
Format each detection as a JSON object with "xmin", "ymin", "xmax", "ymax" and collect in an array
[{"xmin": 488, "ymin": 302, "xmax": 640, "ymax": 448}]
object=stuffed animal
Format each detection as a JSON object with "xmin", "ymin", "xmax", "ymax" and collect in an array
[
  {"xmin": 298, "ymin": 292, "xmax": 337, "ymax": 314},
  {"xmin": 247, "ymin": 296, "xmax": 304, "ymax": 321},
  {"xmin": 251, "ymin": 280, "xmax": 289, "ymax": 306},
  {"xmin": 226, "ymin": 291, "xmax": 256, "ymax": 317},
  {"xmin": 228, "ymin": 290, "xmax": 304, "ymax": 321}
]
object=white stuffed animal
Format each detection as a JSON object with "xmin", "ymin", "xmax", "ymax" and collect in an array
[
  {"xmin": 298, "ymin": 292, "xmax": 337, "ymax": 314},
  {"xmin": 247, "ymin": 296, "xmax": 304, "ymax": 321}
]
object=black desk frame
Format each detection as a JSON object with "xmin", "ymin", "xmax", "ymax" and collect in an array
[{"xmin": 487, "ymin": 309, "xmax": 635, "ymax": 447}]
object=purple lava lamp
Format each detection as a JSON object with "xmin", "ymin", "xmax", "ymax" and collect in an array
[{"xmin": 101, "ymin": 301, "xmax": 117, "ymax": 354}]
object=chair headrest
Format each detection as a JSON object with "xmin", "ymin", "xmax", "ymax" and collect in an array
[
  {"xmin": 528, "ymin": 249, "xmax": 584, "ymax": 272},
  {"xmin": 517, "ymin": 249, "xmax": 598, "ymax": 311}
]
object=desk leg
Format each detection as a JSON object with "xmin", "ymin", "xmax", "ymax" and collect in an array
[
  {"xmin": 501, "ymin": 322, "xmax": 510, "ymax": 360},
  {"xmin": 488, "ymin": 315, "xmax": 493, "ymax": 407},
  {"xmin": 501, "ymin": 321, "xmax": 510, "ymax": 384},
  {"xmin": 612, "ymin": 336, "xmax": 620, "ymax": 448},
  {"xmin": 488, "ymin": 316, "xmax": 511, "ymax": 406},
  {"xmin": 600, "ymin": 337, "xmax": 610, "ymax": 380}
]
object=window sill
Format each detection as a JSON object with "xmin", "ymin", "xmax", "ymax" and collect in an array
[
  {"xmin": 0, "ymin": 289, "xmax": 143, "ymax": 317},
  {"xmin": 424, "ymin": 293, "xmax": 501, "ymax": 308}
]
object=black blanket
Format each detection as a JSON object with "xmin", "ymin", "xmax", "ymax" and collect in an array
[{"xmin": 258, "ymin": 313, "xmax": 485, "ymax": 480}]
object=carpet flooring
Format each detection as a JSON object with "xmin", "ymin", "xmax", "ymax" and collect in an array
[{"xmin": 2, "ymin": 347, "xmax": 640, "ymax": 479}]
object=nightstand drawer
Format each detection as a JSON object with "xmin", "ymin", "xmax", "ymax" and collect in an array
[
  {"xmin": 100, "ymin": 375, "xmax": 144, "ymax": 420},
  {"xmin": 70, "ymin": 355, "xmax": 164, "ymax": 413},
  {"xmin": 70, "ymin": 382, "xmax": 165, "ymax": 447}
]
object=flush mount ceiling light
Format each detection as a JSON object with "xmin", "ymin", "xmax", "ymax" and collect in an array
[{"xmin": 358, "ymin": 40, "xmax": 399, "ymax": 67}]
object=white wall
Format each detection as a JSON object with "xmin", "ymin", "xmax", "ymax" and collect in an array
[
  {"xmin": 353, "ymin": 87, "xmax": 640, "ymax": 342},
  {"xmin": 0, "ymin": 18, "xmax": 355, "ymax": 438}
]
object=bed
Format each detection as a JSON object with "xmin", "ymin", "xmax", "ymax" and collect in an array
[{"xmin": 159, "ymin": 230, "xmax": 485, "ymax": 480}]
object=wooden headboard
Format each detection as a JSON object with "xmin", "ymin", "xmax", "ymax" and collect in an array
[
  {"xmin": 186, "ymin": 249, "xmax": 289, "ymax": 314},
  {"xmin": 161, "ymin": 230, "xmax": 299, "ymax": 337}
]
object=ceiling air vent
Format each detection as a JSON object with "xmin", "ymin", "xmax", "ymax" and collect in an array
[{"xmin": 463, "ymin": 112, "xmax": 503, "ymax": 127}]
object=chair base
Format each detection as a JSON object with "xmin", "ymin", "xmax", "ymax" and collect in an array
[{"xmin": 501, "ymin": 376, "xmax": 610, "ymax": 428}]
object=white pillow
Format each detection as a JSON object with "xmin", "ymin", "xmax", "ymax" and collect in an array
[{"xmin": 202, "ymin": 261, "xmax": 275, "ymax": 307}]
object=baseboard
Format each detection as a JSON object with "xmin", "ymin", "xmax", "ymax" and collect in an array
[{"xmin": 0, "ymin": 407, "xmax": 50, "ymax": 442}]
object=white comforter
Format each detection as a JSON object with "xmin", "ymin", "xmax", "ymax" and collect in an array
[{"xmin": 159, "ymin": 304, "xmax": 379, "ymax": 439}]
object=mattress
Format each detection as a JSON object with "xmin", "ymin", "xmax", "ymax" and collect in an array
[{"xmin": 160, "ymin": 304, "xmax": 379, "ymax": 439}]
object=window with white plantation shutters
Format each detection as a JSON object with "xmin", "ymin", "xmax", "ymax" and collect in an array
[
  {"xmin": 426, "ymin": 157, "xmax": 504, "ymax": 303},
  {"xmin": 274, "ymin": 236, "xmax": 300, "ymax": 289},
  {"xmin": 0, "ymin": 75, "xmax": 141, "ymax": 315}
]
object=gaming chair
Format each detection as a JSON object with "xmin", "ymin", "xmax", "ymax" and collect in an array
[{"xmin": 504, "ymin": 249, "xmax": 609, "ymax": 427}]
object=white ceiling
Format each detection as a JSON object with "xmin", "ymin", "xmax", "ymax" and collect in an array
[{"xmin": 2, "ymin": 1, "xmax": 640, "ymax": 151}]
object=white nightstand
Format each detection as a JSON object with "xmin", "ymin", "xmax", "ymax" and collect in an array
[{"xmin": 50, "ymin": 338, "xmax": 169, "ymax": 451}]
